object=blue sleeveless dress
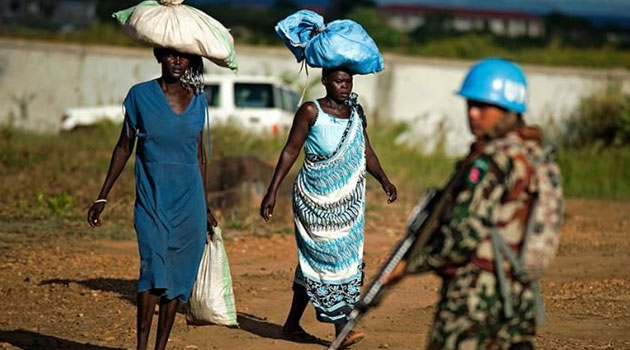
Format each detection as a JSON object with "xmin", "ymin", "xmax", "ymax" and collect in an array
[
  {"xmin": 123, "ymin": 79, "xmax": 207, "ymax": 302},
  {"xmin": 292, "ymin": 98, "xmax": 366, "ymax": 324}
]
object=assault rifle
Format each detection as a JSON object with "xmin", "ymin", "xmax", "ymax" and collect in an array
[{"xmin": 328, "ymin": 153, "xmax": 478, "ymax": 350}]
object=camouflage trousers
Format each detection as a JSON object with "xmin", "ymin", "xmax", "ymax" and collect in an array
[{"xmin": 426, "ymin": 265, "xmax": 536, "ymax": 350}]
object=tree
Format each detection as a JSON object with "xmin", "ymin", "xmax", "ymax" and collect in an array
[
  {"xmin": 272, "ymin": 0, "xmax": 299, "ymax": 16},
  {"xmin": 95, "ymin": 0, "xmax": 138, "ymax": 22},
  {"xmin": 411, "ymin": 11, "xmax": 454, "ymax": 41},
  {"xmin": 347, "ymin": 7, "xmax": 401, "ymax": 48},
  {"xmin": 328, "ymin": 0, "xmax": 375, "ymax": 20}
]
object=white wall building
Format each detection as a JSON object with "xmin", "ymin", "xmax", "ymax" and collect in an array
[
  {"xmin": 0, "ymin": 0, "xmax": 96, "ymax": 28},
  {"xmin": 381, "ymin": 5, "xmax": 545, "ymax": 38},
  {"xmin": 3, "ymin": 39, "xmax": 629, "ymax": 155}
]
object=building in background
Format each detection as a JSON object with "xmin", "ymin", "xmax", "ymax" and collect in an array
[
  {"xmin": 0, "ymin": 0, "xmax": 96, "ymax": 30},
  {"xmin": 381, "ymin": 4, "xmax": 545, "ymax": 38}
]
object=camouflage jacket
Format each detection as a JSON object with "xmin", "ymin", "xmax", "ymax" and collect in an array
[{"xmin": 408, "ymin": 126, "xmax": 543, "ymax": 275}]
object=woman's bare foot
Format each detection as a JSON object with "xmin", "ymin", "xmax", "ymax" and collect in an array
[{"xmin": 339, "ymin": 330, "xmax": 364, "ymax": 349}]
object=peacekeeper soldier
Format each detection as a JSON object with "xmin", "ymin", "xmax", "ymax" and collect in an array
[{"xmin": 385, "ymin": 58, "xmax": 549, "ymax": 350}]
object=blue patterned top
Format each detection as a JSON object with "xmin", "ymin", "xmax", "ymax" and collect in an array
[{"xmin": 304, "ymin": 99, "xmax": 350, "ymax": 157}]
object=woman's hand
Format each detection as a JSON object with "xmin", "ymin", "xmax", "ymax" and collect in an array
[
  {"xmin": 260, "ymin": 192, "xmax": 276, "ymax": 222},
  {"xmin": 382, "ymin": 181, "xmax": 398, "ymax": 204},
  {"xmin": 207, "ymin": 210, "xmax": 218, "ymax": 232},
  {"xmin": 206, "ymin": 210, "xmax": 218, "ymax": 242},
  {"xmin": 87, "ymin": 202, "xmax": 106, "ymax": 228}
]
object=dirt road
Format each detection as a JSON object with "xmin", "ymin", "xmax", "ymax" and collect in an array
[{"xmin": 1, "ymin": 199, "xmax": 629, "ymax": 350}]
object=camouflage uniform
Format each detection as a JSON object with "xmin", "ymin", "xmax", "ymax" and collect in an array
[{"xmin": 408, "ymin": 126, "xmax": 544, "ymax": 350}]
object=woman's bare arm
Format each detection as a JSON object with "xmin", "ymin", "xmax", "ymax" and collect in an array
[
  {"xmin": 260, "ymin": 102, "xmax": 317, "ymax": 221},
  {"xmin": 364, "ymin": 128, "xmax": 397, "ymax": 203},
  {"xmin": 87, "ymin": 119, "xmax": 136, "ymax": 227},
  {"xmin": 197, "ymin": 131, "xmax": 217, "ymax": 231}
]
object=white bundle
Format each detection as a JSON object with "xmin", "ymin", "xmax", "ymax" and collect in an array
[
  {"xmin": 113, "ymin": 0, "xmax": 237, "ymax": 71},
  {"xmin": 186, "ymin": 227, "xmax": 238, "ymax": 326}
]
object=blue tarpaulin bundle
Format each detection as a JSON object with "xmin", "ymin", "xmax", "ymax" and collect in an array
[{"xmin": 275, "ymin": 10, "xmax": 384, "ymax": 75}]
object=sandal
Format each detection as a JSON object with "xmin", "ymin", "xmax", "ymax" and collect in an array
[
  {"xmin": 339, "ymin": 330, "xmax": 364, "ymax": 349},
  {"xmin": 282, "ymin": 326, "xmax": 320, "ymax": 344}
]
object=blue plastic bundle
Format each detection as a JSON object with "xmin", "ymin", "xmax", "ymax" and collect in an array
[{"xmin": 275, "ymin": 10, "xmax": 384, "ymax": 75}]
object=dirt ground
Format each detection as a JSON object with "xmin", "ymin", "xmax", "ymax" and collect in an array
[{"xmin": 1, "ymin": 198, "xmax": 629, "ymax": 350}]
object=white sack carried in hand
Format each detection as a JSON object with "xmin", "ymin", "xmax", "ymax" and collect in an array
[
  {"xmin": 186, "ymin": 227, "xmax": 238, "ymax": 326},
  {"xmin": 113, "ymin": 0, "xmax": 237, "ymax": 71}
]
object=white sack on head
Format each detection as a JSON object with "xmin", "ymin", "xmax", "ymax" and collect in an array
[{"xmin": 113, "ymin": 0, "xmax": 237, "ymax": 71}]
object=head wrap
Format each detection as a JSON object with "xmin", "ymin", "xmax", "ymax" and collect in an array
[
  {"xmin": 275, "ymin": 10, "xmax": 383, "ymax": 75},
  {"xmin": 113, "ymin": 0, "xmax": 237, "ymax": 71}
]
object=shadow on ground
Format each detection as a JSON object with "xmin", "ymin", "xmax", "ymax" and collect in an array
[
  {"xmin": 40, "ymin": 278, "xmax": 137, "ymax": 305},
  {"xmin": 236, "ymin": 312, "xmax": 329, "ymax": 346},
  {"xmin": 0, "ymin": 329, "xmax": 124, "ymax": 350}
]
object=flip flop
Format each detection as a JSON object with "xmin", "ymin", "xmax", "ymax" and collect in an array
[
  {"xmin": 339, "ymin": 330, "xmax": 364, "ymax": 349},
  {"xmin": 282, "ymin": 326, "xmax": 320, "ymax": 344}
]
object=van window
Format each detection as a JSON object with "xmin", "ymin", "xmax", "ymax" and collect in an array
[
  {"xmin": 274, "ymin": 86, "xmax": 284, "ymax": 111},
  {"xmin": 281, "ymin": 88, "xmax": 299, "ymax": 113},
  {"xmin": 234, "ymin": 83, "xmax": 274, "ymax": 108},
  {"xmin": 204, "ymin": 84, "xmax": 220, "ymax": 107}
]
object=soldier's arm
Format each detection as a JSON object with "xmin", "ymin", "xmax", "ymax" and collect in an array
[{"xmin": 407, "ymin": 153, "xmax": 510, "ymax": 273}]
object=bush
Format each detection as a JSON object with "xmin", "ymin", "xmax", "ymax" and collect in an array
[
  {"xmin": 558, "ymin": 146, "xmax": 630, "ymax": 199},
  {"xmin": 562, "ymin": 83, "xmax": 630, "ymax": 148}
]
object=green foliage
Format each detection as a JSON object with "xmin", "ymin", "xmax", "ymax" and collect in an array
[
  {"xmin": 411, "ymin": 33, "xmax": 501, "ymax": 59},
  {"xmin": 366, "ymin": 122, "xmax": 455, "ymax": 193},
  {"xmin": 194, "ymin": 5, "xmax": 284, "ymax": 46},
  {"xmin": 38, "ymin": 193, "xmax": 74, "ymax": 217},
  {"xmin": 0, "ymin": 126, "xmax": 41, "ymax": 170},
  {"xmin": 557, "ymin": 147, "xmax": 630, "ymax": 199},
  {"xmin": 411, "ymin": 12, "xmax": 456, "ymax": 41},
  {"xmin": 0, "ymin": 115, "xmax": 629, "ymax": 242},
  {"xmin": 95, "ymin": 0, "xmax": 138, "ymax": 21},
  {"xmin": 562, "ymin": 83, "xmax": 630, "ymax": 147},
  {"xmin": 543, "ymin": 12, "xmax": 605, "ymax": 48},
  {"xmin": 347, "ymin": 7, "xmax": 402, "ymax": 48},
  {"xmin": 63, "ymin": 22, "xmax": 135, "ymax": 46},
  {"xmin": 223, "ymin": 213, "xmax": 254, "ymax": 231},
  {"xmin": 271, "ymin": 0, "xmax": 300, "ymax": 16},
  {"xmin": 210, "ymin": 124, "xmax": 287, "ymax": 163},
  {"xmin": 328, "ymin": 0, "xmax": 376, "ymax": 19}
]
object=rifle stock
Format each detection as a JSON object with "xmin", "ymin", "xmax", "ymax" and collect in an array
[{"xmin": 328, "ymin": 155, "xmax": 476, "ymax": 350}]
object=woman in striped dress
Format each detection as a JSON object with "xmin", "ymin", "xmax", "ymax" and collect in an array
[{"xmin": 260, "ymin": 66, "xmax": 397, "ymax": 348}]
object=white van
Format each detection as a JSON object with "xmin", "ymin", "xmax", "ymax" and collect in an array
[
  {"xmin": 204, "ymin": 74, "xmax": 299, "ymax": 135},
  {"xmin": 60, "ymin": 75, "xmax": 300, "ymax": 135}
]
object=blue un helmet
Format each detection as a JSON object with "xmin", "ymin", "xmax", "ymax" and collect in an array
[{"xmin": 457, "ymin": 58, "xmax": 528, "ymax": 114}]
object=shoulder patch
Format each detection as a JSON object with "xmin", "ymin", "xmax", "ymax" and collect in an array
[{"xmin": 466, "ymin": 157, "xmax": 490, "ymax": 187}]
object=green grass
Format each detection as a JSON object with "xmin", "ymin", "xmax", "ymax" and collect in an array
[
  {"xmin": 557, "ymin": 146, "xmax": 630, "ymax": 199},
  {"xmin": 366, "ymin": 123, "xmax": 455, "ymax": 193},
  {"xmin": 407, "ymin": 34, "xmax": 630, "ymax": 70},
  {"xmin": 1, "ymin": 121, "xmax": 629, "ymax": 240},
  {"xmin": 210, "ymin": 124, "xmax": 287, "ymax": 163}
]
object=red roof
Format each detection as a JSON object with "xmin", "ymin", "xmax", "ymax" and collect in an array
[{"xmin": 380, "ymin": 4, "xmax": 542, "ymax": 21}]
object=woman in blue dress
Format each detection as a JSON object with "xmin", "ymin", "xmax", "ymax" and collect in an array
[
  {"xmin": 87, "ymin": 47, "xmax": 216, "ymax": 350},
  {"xmin": 260, "ymin": 66, "xmax": 398, "ymax": 348}
]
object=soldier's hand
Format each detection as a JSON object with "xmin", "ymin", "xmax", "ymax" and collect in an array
[{"xmin": 380, "ymin": 260, "xmax": 408, "ymax": 286}]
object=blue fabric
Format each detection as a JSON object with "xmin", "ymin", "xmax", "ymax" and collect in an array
[
  {"xmin": 292, "ymin": 97, "xmax": 366, "ymax": 323},
  {"xmin": 304, "ymin": 99, "xmax": 349, "ymax": 157},
  {"xmin": 275, "ymin": 10, "xmax": 384, "ymax": 75},
  {"xmin": 123, "ymin": 80, "xmax": 207, "ymax": 302}
]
